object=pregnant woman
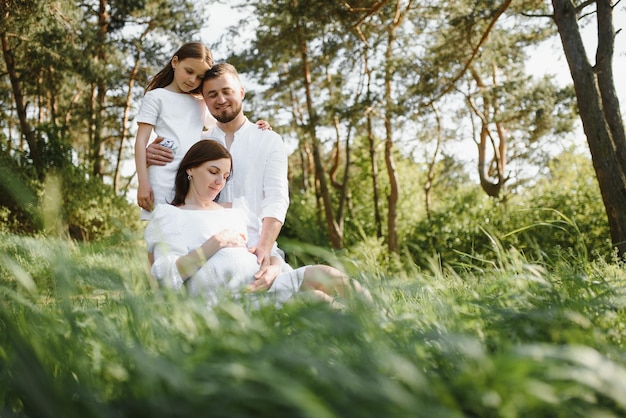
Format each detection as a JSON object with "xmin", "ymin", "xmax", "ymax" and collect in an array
[{"xmin": 145, "ymin": 140, "xmax": 370, "ymax": 308}]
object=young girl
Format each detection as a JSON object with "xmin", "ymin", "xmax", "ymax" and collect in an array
[{"xmin": 134, "ymin": 42, "xmax": 214, "ymax": 220}]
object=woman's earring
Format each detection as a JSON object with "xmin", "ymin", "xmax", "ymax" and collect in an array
[{"xmin": 187, "ymin": 174, "xmax": 192, "ymax": 181}]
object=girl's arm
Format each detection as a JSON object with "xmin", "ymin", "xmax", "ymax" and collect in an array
[{"xmin": 134, "ymin": 123, "xmax": 155, "ymax": 211}]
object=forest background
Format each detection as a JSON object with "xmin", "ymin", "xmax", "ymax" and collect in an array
[
  {"xmin": 2, "ymin": 1, "xmax": 626, "ymax": 416},
  {"xmin": 1, "ymin": 0, "xmax": 625, "ymax": 263}
]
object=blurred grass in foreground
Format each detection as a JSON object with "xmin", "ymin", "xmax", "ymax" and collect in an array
[{"xmin": 1, "ymin": 232, "xmax": 626, "ymax": 418}]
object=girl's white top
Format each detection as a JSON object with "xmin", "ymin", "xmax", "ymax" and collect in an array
[{"xmin": 136, "ymin": 89, "xmax": 214, "ymax": 220}]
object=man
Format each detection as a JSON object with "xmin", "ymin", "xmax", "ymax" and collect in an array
[{"xmin": 146, "ymin": 63, "xmax": 289, "ymax": 291}]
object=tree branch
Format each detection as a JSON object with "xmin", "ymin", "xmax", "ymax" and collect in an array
[{"xmin": 421, "ymin": 0, "xmax": 513, "ymax": 109}]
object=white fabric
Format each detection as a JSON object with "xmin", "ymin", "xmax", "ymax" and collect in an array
[
  {"xmin": 144, "ymin": 204, "xmax": 305, "ymax": 307},
  {"xmin": 136, "ymin": 89, "xmax": 215, "ymax": 220},
  {"xmin": 231, "ymin": 197, "xmax": 292, "ymax": 272},
  {"xmin": 202, "ymin": 118, "xmax": 290, "ymax": 234}
]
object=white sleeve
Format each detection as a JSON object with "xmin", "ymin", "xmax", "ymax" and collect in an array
[
  {"xmin": 136, "ymin": 91, "xmax": 160, "ymax": 126},
  {"xmin": 231, "ymin": 197, "xmax": 261, "ymax": 246},
  {"xmin": 144, "ymin": 205, "xmax": 186, "ymax": 290},
  {"xmin": 261, "ymin": 134, "xmax": 290, "ymax": 223},
  {"xmin": 232, "ymin": 197, "xmax": 286, "ymax": 263}
]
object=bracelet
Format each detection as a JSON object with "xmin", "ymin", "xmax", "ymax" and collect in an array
[{"xmin": 196, "ymin": 247, "xmax": 206, "ymax": 265}]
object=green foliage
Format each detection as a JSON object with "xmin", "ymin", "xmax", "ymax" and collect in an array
[
  {"xmin": 57, "ymin": 166, "xmax": 142, "ymax": 241},
  {"xmin": 405, "ymin": 184, "xmax": 498, "ymax": 266},
  {"xmin": 0, "ymin": 153, "xmax": 42, "ymax": 234},
  {"xmin": 405, "ymin": 149, "xmax": 611, "ymax": 268},
  {"xmin": 282, "ymin": 191, "xmax": 328, "ymax": 246},
  {"xmin": 0, "ymin": 155, "xmax": 142, "ymax": 241},
  {"xmin": 1, "ymin": 228, "xmax": 626, "ymax": 417},
  {"xmin": 283, "ymin": 138, "xmax": 430, "ymax": 250}
]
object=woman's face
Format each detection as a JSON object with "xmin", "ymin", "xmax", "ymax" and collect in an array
[
  {"xmin": 187, "ymin": 158, "xmax": 231, "ymax": 200},
  {"xmin": 171, "ymin": 56, "xmax": 210, "ymax": 93}
]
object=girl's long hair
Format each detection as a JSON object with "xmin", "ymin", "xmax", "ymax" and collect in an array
[
  {"xmin": 146, "ymin": 42, "xmax": 213, "ymax": 94},
  {"xmin": 171, "ymin": 140, "xmax": 232, "ymax": 206}
]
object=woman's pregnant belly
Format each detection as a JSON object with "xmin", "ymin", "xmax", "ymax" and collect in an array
[{"xmin": 201, "ymin": 247, "xmax": 260, "ymax": 290}]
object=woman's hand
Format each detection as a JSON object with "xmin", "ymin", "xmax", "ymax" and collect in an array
[
  {"xmin": 211, "ymin": 229, "xmax": 247, "ymax": 249},
  {"xmin": 180, "ymin": 229, "xmax": 247, "ymax": 280}
]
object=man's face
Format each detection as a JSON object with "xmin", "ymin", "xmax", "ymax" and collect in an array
[{"xmin": 202, "ymin": 74, "xmax": 244, "ymax": 123}]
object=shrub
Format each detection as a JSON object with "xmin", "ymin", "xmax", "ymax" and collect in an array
[
  {"xmin": 0, "ymin": 156, "xmax": 142, "ymax": 242},
  {"xmin": 404, "ymin": 151, "xmax": 611, "ymax": 269},
  {"xmin": 58, "ymin": 168, "xmax": 142, "ymax": 241}
]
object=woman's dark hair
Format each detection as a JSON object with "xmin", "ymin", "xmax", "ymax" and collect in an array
[
  {"xmin": 146, "ymin": 42, "xmax": 213, "ymax": 94},
  {"xmin": 170, "ymin": 140, "xmax": 232, "ymax": 206}
]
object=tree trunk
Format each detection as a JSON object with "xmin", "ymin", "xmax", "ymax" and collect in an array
[
  {"xmin": 469, "ymin": 65, "xmax": 507, "ymax": 198},
  {"xmin": 295, "ymin": 12, "xmax": 343, "ymax": 248},
  {"xmin": 1, "ymin": 33, "xmax": 43, "ymax": 176},
  {"xmin": 115, "ymin": 23, "xmax": 154, "ymax": 193},
  {"xmin": 326, "ymin": 47, "xmax": 353, "ymax": 237},
  {"xmin": 383, "ymin": 0, "xmax": 413, "ymax": 254},
  {"xmin": 91, "ymin": 0, "xmax": 109, "ymax": 178},
  {"xmin": 367, "ymin": 112, "xmax": 383, "ymax": 239},
  {"xmin": 115, "ymin": 50, "xmax": 140, "ymax": 192},
  {"xmin": 551, "ymin": 0, "xmax": 626, "ymax": 256},
  {"xmin": 329, "ymin": 114, "xmax": 348, "ymax": 236},
  {"xmin": 424, "ymin": 103, "xmax": 443, "ymax": 221},
  {"xmin": 365, "ymin": 52, "xmax": 383, "ymax": 238},
  {"xmin": 280, "ymin": 63, "xmax": 312, "ymax": 192}
]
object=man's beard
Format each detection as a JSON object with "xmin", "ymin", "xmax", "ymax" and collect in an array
[{"xmin": 212, "ymin": 102, "xmax": 242, "ymax": 123}]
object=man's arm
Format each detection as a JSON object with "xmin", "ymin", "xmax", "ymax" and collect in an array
[
  {"xmin": 248, "ymin": 216, "xmax": 283, "ymax": 290},
  {"xmin": 146, "ymin": 137, "xmax": 175, "ymax": 166},
  {"xmin": 247, "ymin": 132, "xmax": 290, "ymax": 290},
  {"xmin": 259, "ymin": 135, "xmax": 290, "ymax": 227},
  {"xmin": 255, "ymin": 217, "xmax": 283, "ymax": 263}
]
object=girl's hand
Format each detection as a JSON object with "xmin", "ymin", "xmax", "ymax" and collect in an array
[
  {"xmin": 137, "ymin": 183, "xmax": 154, "ymax": 211},
  {"xmin": 255, "ymin": 120, "xmax": 272, "ymax": 131}
]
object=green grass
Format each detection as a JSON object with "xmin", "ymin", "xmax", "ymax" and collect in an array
[{"xmin": 1, "ymin": 232, "xmax": 626, "ymax": 417}]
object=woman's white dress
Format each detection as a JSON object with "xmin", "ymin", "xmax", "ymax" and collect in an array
[{"xmin": 144, "ymin": 204, "xmax": 305, "ymax": 307}]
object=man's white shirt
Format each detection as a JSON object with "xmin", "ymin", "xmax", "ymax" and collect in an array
[{"xmin": 202, "ymin": 118, "xmax": 290, "ymax": 247}]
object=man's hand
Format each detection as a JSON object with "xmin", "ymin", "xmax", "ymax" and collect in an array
[
  {"xmin": 248, "ymin": 250, "xmax": 280, "ymax": 292},
  {"xmin": 252, "ymin": 245, "xmax": 272, "ymax": 271},
  {"xmin": 146, "ymin": 137, "xmax": 175, "ymax": 166}
]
